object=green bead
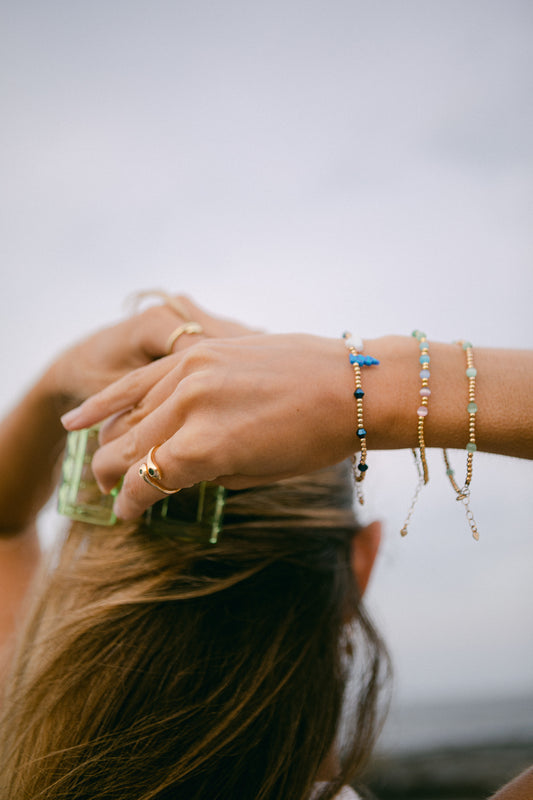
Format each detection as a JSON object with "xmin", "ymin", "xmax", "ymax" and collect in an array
[
  {"xmin": 467, "ymin": 402, "xmax": 478, "ymax": 413},
  {"xmin": 462, "ymin": 341, "xmax": 473, "ymax": 350},
  {"xmin": 446, "ymin": 468, "xmax": 454, "ymax": 476},
  {"xmin": 466, "ymin": 442, "xmax": 477, "ymax": 453},
  {"xmin": 466, "ymin": 367, "xmax": 477, "ymax": 378}
]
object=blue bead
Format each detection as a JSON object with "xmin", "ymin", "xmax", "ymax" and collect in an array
[
  {"xmin": 419, "ymin": 369, "xmax": 430, "ymax": 379},
  {"xmin": 354, "ymin": 389, "xmax": 365, "ymax": 399},
  {"xmin": 356, "ymin": 428, "xmax": 367, "ymax": 438},
  {"xmin": 419, "ymin": 354, "xmax": 430, "ymax": 364},
  {"xmin": 350, "ymin": 354, "xmax": 380, "ymax": 366}
]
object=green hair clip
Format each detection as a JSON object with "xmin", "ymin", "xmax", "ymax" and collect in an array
[{"xmin": 58, "ymin": 428, "xmax": 226, "ymax": 544}]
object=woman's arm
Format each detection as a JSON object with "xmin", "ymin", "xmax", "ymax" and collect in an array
[
  {"xmin": 62, "ymin": 333, "xmax": 533, "ymax": 521},
  {"xmin": 0, "ymin": 296, "xmax": 255, "ymax": 655}
]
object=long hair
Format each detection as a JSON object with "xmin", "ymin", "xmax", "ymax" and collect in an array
[{"xmin": 0, "ymin": 462, "xmax": 389, "ymax": 800}]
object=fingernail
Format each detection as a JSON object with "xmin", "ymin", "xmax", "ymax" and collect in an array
[{"xmin": 60, "ymin": 407, "xmax": 83, "ymax": 428}]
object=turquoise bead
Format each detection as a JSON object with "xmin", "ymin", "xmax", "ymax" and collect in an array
[
  {"xmin": 466, "ymin": 442, "xmax": 477, "ymax": 453},
  {"xmin": 467, "ymin": 402, "xmax": 478, "ymax": 413},
  {"xmin": 419, "ymin": 341, "xmax": 427, "ymax": 350},
  {"xmin": 419, "ymin": 354, "xmax": 430, "ymax": 364},
  {"xmin": 466, "ymin": 367, "xmax": 477, "ymax": 378},
  {"xmin": 350, "ymin": 354, "xmax": 380, "ymax": 366}
]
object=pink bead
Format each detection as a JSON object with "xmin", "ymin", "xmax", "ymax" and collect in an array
[
  {"xmin": 419, "ymin": 387, "xmax": 431, "ymax": 397},
  {"xmin": 417, "ymin": 406, "xmax": 428, "ymax": 416}
]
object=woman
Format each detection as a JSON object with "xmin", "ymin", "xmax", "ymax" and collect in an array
[
  {"xmin": 0, "ymin": 294, "xmax": 531, "ymax": 798},
  {"xmin": 61, "ymin": 298, "xmax": 533, "ymax": 521},
  {"xmin": 0, "ymin": 297, "xmax": 384, "ymax": 799}
]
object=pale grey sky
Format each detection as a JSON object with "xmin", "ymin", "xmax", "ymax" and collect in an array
[{"xmin": 1, "ymin": 0, "xmax": 532, "ymax": 707}]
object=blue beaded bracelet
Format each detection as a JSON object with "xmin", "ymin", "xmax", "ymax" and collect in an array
[{"xmin": 342, "ymin": 332, "xmax": 380, "ymax": 505}]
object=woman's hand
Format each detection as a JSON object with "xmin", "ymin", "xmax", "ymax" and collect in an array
[
  {"xmin": 46, "ymin": 294, "xmax": 255, "ymax": 413},
  {"xmin": 62, "ymin": 334, "xmax": 358, "ymax": 520},
  {"xmin": 0, "ymin": 294, "xmax": 255, "ymax": 534}
]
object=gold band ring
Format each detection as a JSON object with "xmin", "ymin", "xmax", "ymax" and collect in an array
[
  {"xmin": 165, "ymin": 322, "xmax": 204, "ymax": 355},
  {"xmin": 139, "ymin": 446, "xmax": 181, "ymax": 495}
]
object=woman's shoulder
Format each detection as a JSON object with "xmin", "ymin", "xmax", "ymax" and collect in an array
[
  {"xmin": 334, "ymin": 788, "xmax": 360, "ymax": 800},
  {"xmin": 311, "ymin": 784, "xmax": 360, "ymax": 800}
]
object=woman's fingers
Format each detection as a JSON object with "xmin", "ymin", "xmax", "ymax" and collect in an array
[
  {"xmin": 111, "ymin": 422, "xmax": 227, "ymax": 520},
  {"xmin": 61, "ymin": 356, "xmax": 179, "ymax": 430},
  {"xmin": 90, "ymin": 354, "xmax": 223, "ymax": 492},
  {"xmin": 97, "ymin": 365, "xmax": 187, "ymax": 445},
  {"xmin": 91, "ymin": 387, "xmax": 191, "ymax": 493},
  {"xmin": 62, "ymin": 333, "xmax": 355, "ymax": 521},
  {"xmin": 167, "ymin": 295, "xmax": 260, "ymax": 342},
  {"xmin": 61, "ymin": 298, "xmax": 257, "ymax": 430}
]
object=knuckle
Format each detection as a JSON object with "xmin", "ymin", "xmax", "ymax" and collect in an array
[
  {"xmin": 120, "ymin": 428, "xmax": 142, "ymax": 466},
  {"xmin": 140, "ymin": 306, "xmax": 163, "ymax": 326},
  {"xmin": 174, "ymin": 293, "xmax": 192, "ymax": 311},
  {"xmin": 176, "ymin": 372, "xmax": 210, "ymax": 408},
  {"xmin": 124, "ymin": 401, "xmax": 149, "ymax": 428},
  {"xmin": 168, "ymin": 425, "xmax": 225, "ymax": 479},
  {"xmin": 179, "ymin": 340, "xmax": 218, "ymax": 371}
]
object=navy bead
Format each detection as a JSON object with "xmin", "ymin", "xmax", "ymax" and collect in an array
[
  {"xmin": 356, "ymin": 428, "xmax": 367, "ymax": 438},
  {"xmin": 354, "ymin": 388, "xmax": 365, "ymax": 399},
  {"xmin": 358, "ymin": 462, "xmax": 369, "ymax": 472}
]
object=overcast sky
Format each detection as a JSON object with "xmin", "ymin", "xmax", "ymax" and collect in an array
[{"xmin": 1, "ymin": 0, "xmax": 532, "ymax": 710}]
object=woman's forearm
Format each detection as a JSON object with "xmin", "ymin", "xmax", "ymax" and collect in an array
[
  {"xmin": 359, "ymin": 336, "xmax": 533, "ymax": 458},
  {"xmin": 0, "ymin": 366, "xmax": 68, "ymax": 535},
  {"xmin": 62, "ymin": 332, "xmax": 533, "ymax": 521}
]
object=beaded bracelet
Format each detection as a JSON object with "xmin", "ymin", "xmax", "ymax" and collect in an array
[
  {"xmin": 400, "ymin": 330, "xmax": 432, "ymax": 536},
  {"xmin": 342, "ymin": 332, "xmax": 380, "ymax": 505},
  {"xmin": 443, "ymin": 340, "xmax": 479, "ymax": 540}
]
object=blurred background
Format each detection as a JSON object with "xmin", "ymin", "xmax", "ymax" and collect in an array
[{"xmin": 1, "ymin": 1, "xmax": 532, "ymax": 796}]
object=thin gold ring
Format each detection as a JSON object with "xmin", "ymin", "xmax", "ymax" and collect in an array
[
  {"xmin": 139, "ymin": 446, "xmax": 181, "ymax": 495},
  {"xmin": 165, "ymin": 322, "xmax": 204, "ymax": 355}
]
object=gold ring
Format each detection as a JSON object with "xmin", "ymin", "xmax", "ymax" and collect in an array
[
  {"xmin": 139, "ymin": 445, "xmax": 181, "ymax": 495},
  {"xmin": 165, "ymin": 322, "xmax": 204, "ymax": 355}
]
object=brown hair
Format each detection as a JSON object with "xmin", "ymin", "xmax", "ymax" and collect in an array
[{"xmin": 0, "ymin": 463, "xmax": 389, "ymax": 800}]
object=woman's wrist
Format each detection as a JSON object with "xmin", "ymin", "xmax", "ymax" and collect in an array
[
  {"xmin": 357, "ymin": 335, "xmax": 533, "ymax": 459},
  {"xmin": 353, "ymin": 335, "xmax": 421, "ymax": 452}
]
